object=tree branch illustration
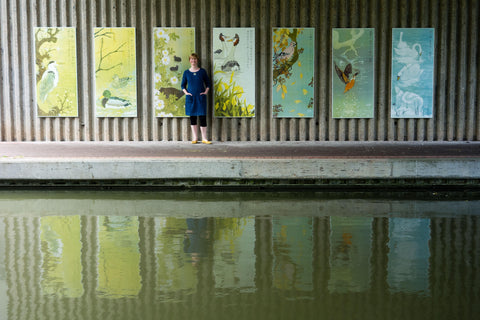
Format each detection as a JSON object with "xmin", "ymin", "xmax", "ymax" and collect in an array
[
  {"xmin": 273, "ymin": 29, "xmax": 300, "ymax": 81},
  {"xmin": 35, "ymin": 28, "xmax": 60, "ymax": 83},
  {"xmin": 95, "ymin": 29, "xmax": 125, "ymax": 74}
]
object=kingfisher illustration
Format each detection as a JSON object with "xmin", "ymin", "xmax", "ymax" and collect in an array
[
  {"xmin": 273, "ymin": 41, "xmax": 297, "ymax": 63},
  {"xmin": 334, "ymin": 62, "xmax": 358, "ymax": 93},
  {"xmin": 100, "ymin": 90, "xmax": 131, "ymax": 108},
  {"xmin": 38, "ymin": 61, "xmax": 59, "ymax": 102}
]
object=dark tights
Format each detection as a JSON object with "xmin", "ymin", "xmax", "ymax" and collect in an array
[{"xmin": 190, "ymin": 115, "xmax": 207, "ymax": 127}]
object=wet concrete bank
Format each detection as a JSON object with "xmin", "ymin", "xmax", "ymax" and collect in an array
[{"xmin": 1, "ymin": 141, "xmax": 479, "ymax": 190}]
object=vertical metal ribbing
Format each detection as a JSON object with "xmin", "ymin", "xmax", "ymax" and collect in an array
[
  {"xmin": 466, "ymin": 0, "xmax": 478, "ymax": 141},
  {"xmin": 5, "ymin": 0, "xmax": 19, "ymax": 142},
  {"xmin": 376, "ymin": 0, "xmax": 388, "ymax": 141},
  {"xmin": 0, "ymin": 0, "xmax": 10, "ymax": 141},
  {"xmin": 446, "ymin": 0, "xmax": 458, "ymax": 141},
  {"xmin": 476, "ymin": 1, "xmax": 480, "ymax": 142},
  {"xmin": 317, "ymin": 0, "xmax": 328, "ymax": 141},
  {"xmin": 0, "ymin": 0, "xmax": 479, "ymax": 142},
  {"xmin": 137, "ymin": 0, "xmax": 148, "ymax": 141},
  {"xmin": 258, "ymin": 0, "xmax": 270, "ymax": 141}
]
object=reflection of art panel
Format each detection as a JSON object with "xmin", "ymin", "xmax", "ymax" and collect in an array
[
  {"xmin": 213, "ymin": 28, "xmax": 255, "ymax": 118},
  {"xmin": 332, "ymin": 28, "xmax": 374, "ymax": 118},
  {"xmin": 213, "ymin": 217, "xmax": 255, "ymax": 290},
  {"xmin": 94, "ymin": 27, "xmax": 137, "ymax": 117},
  {"xmin": 40, "ymin": 216, "xmax": 83, "ymax": 297},
  {"xmin": 154, "ymin": 217, "xmax": 198, "ymax": 294},
  {"xmin": 387, "ymin": 218, "xmax": 431, "ymax": 295},
  {"xmin": 272, "ymin": 217, "xmax": 313, "ymax": 291},
  {"xmin": 35, "ymin": 27, "xmax": 78, "ymax": 117},
  {"xmin": 97, "ymin": 216, "xmax": 141, "ymax": 298},
  {"xmin": 154, "ymin": 28, "xmax": 195, "ymax": 117},
  {"xmin": 328, "ymin": 216, "xmax": 372, "ymax": 293},
  {"xmin": 272, "ymin": 28, "xmax": 315, "ymax": 118},
  {"xmin": 391, "ymin": 28, "xmax": 434, "ymax": 118}
]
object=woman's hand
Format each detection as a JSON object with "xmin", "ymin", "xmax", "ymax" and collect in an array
[
  {"xmin": 200, "ymin": 88, "xmax": 210, "ymax": 95},
  {"xmin": 183, "ymin": 89, "xmax": 192, "ymax": 96}
]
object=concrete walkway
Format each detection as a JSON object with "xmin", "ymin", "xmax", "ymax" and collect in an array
[{"xmin": 1, "ymin": 141, "xmax": 480, "ymax": 188}]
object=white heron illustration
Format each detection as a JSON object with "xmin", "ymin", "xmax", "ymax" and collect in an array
[{"xmin": 38, "ymin": 61, "xmax": 59, "ymax": 102}]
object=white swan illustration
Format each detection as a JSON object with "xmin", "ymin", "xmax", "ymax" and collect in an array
[
  {"xmin": 394, "ymin": 86, "xmax": 424, "ymax": 117},
  {"xmin": 396, "ymin": 63, "xmax": 423, "ymax": 87},
  {"xmin": 394, "ymin": 32, "xmax": 422, "ymax": 64}
]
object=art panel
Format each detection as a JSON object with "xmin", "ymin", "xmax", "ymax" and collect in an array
[
  {"xmin": 332, "ymin": 28, "xmax": 375, "ymax": 118},
  {"xmin": 35, "ymin": 27, "xmax": 78, "ymax": 117},
  {"xmin": 272, "ymin": 28, "xmax": 315, "ymax": 118},
  {"xmin": 213, "ymin": 28, "xmax": 255, "ymax": 118},
  {"xmin": 154, "ymin": 28, "xmax": 195, "ymax": 117},
  {"xmin": 391, "ymin": 28, "xmax": 435, "ymax": 118},
  {"xmin": 94, "ymin": 27, "xmax": 137, "ymax": 117}
]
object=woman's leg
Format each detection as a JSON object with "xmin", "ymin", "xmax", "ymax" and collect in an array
[
  {"xmin": 199, "ymin": 116, "xmax": 211, "ymax": 144},
  {"xmin": 190, "ymin": 116, "xmax": 198, "ymax": 143}
]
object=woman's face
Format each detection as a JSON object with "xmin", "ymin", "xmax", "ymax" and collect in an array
[{"xmin": 189, "ymin": 57, "xmax": 198, "ymax": 67}]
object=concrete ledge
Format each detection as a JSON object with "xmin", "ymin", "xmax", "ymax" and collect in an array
[
  {"xmin": 1, "ymin": 158, "xmax": 480, "ymax": 183},
  {"xmin": 1, "ymin": 141, "xmax": 479, "ymax": 189}
]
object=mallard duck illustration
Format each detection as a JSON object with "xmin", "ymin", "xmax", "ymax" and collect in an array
[
  {"xmin": 38, "ymin": 61, "xmax": 59, "ymax": 102},
  {"xmin": 111, "ymin": 74, "xmax": 133, "ymax": 89},
  {"xmin": 100, "ymin": 90, "xmax": 131, "ymax": 108},
  {"xmin": 335, "ymin": 62, "xmax": 358, "ymax": 93}
]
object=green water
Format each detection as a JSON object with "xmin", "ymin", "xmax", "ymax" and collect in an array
[{"xmin": 0, "ymin": 191, "xmax": 479, "ymax": 320}]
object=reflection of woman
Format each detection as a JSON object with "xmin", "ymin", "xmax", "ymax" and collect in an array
[
  {"xmin": 181, "ymin": 53, "xmax": 212, "ymax": 144},
  {"xmin": 184, "ymin": 218, "xmax": 209, "ymax": 266}
]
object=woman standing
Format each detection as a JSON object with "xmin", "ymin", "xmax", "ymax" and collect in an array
[{"xmin": 181, "ymin": 53, "xmax": 212, "ymax": 144}]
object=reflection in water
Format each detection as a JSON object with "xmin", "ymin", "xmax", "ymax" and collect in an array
[
  {"xmin": 213, "ymin": 217, "xmax": 255, "ymax": 292},
  {"xmin": 329, "ymin": 216, "xmax": 372, "ymax": 293},
  {"xmin": 155, "ymin": 217, "xmax": 198, "ymax": 296},
  {"xmin": 40, "ymin": 216, "xmax": 83, "ymax": 297},
  {"xmin": 1, "ymin": 192, "xmax": 480, "ymax": 319},
  {"xmin": 388, "ymin": 218, "xmax": 430, "ymax": 294},
  {"xmin": 97, "ymin": 216, "xmax": 141, "ymax": 298},
  {"xmin": 273, "ymin": 218, "xmax": 313, "ymax": 291}
]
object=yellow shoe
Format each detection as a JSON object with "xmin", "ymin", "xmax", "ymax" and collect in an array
[
  {"xmin": 202, "ymin": 140, "xmax": 212, "ymax": 144},
  {"xmin": 191, "ymin": 140, "xmax": 198, "ymax": 144}
]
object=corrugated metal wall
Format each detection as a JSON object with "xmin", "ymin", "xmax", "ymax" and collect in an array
[{"xmin": 0, "ymin": 0, "xmax": 478, "ymax": 142}]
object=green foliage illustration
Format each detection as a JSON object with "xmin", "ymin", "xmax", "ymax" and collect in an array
[
  {"xmin": 214, "ymin": 70, "xmax": 254, "ymax": 117},
  {"xmin": 154, "ymin": 28, "xmax": 194, "ymax": 117}
]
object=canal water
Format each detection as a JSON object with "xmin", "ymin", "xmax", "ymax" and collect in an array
[{"xmin": 0, "ymin": 190, "xmax": 479, "ymax": 320}]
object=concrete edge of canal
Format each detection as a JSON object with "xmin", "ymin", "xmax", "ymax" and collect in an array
[{"xmin": 1, "ymin": 157, "xmax": 480, "ymax": 190}]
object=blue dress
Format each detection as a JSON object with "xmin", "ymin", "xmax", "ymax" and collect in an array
[{"xmin": 181, "ymin": 68, "xmax": 211, "ymax": 116}]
